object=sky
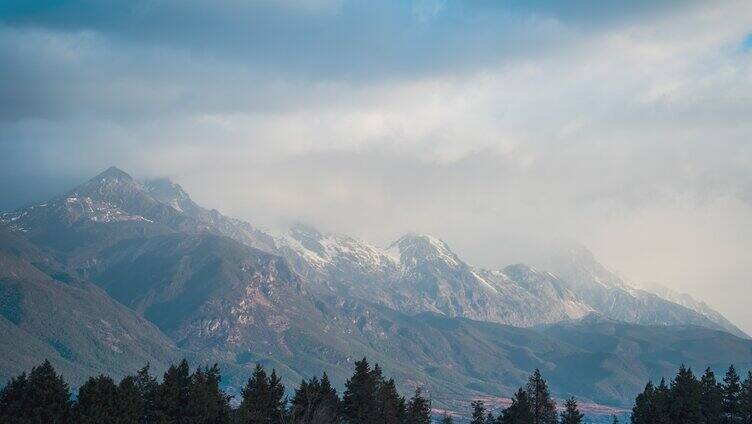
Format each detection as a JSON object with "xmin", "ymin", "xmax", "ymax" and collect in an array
[{"xmin": 1, "ymin": 0, "xmax": 752, "ymax": 331}]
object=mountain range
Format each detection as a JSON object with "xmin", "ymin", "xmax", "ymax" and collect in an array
[{"xmin": 1, "ymin": 166, "xmax": 749, "ymax": 411}]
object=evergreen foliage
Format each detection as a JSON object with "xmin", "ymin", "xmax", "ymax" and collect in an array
[
  {"xmin": 560, "ymin": 397, "xmax": 584, "ymax": 424},
  {"xmin": 740, "ymin": 371, "xmax": 752, "ymax": 424},
  {"xmin": 0, "ymin": 359, "xmax": 71, "ymax": 423},
  {"xmin": 154, "ymin": 358, "xmax": 192, "ymax": 421},
  {"xmin": 407, "ymin": 387, "xmax": 431, "ymax": 424},
  {"xmin": 630, "ymin": 365, "xmax": 752, "ymax": 424},
  {"xmin": 669, "ymin": 365, "xmax": 701, "ymax": 424},
  {"xmin": 237, "ymin": 364, "xmax": 287, "ymax": 424},
  {"xmin": 406, "ymin": 387, "xmax": 431, "ymax": 424},
  {"xmin": 699, "ymin": 368, "xmax": 724, "ymax": 424},
  {"xmin": 471, "ymin": 399, "xmax": 487, "ymax": 424},
  {"xmin": 117, "ymin": 375, "xmax": 146, "ymax": 423},
  {"xmin": 290, "ymin": 372, "xmax": 339, "ymax": 424},
  {"xmin": 724, "ymin": 365, "xmax": 743, "ymax": 424},
  {"xmin": 500, "ymin": 388, "xmax": 534, "ymax": 424},
  {"xmin": 526, "ymin": 369, "xmax": 557, "ymax": 424},
  {"xmin": 73, "ymin": 375, "xmax": 119, "ymax": 423},
  {"xmin": 188, "ymin": 364, "xmax": 232, "ymax": 423},
  {"xmin": 3, "ymin": 357, "xmax": 752, "ymax": 424}
]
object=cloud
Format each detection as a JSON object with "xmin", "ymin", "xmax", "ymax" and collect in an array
[{"xmin": 1, "ymin": 0, "xmax": 752, "ymax": 331}]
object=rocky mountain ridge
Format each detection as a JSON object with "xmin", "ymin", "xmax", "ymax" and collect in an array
[{"xmin": 2, "ymin": 167, "xmax": 749, "ymax": 410}]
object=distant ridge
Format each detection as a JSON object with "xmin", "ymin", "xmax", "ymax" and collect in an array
[{"xmin": 0, "ymin": 166, "xmax": 748, "ymax": 409}]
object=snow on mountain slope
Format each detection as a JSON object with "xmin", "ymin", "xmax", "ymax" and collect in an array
[
  {"xmin": 4, "ymin": 167, "xmax": 742, "ymax": 336},
  {"xmin": 639, "ymin": 282, "xmax": 745, "ymax": 338},
  {"xmin": 275, "ymin": 230, "xmax": 593, "ymax": 327},
  {"xmin": 534, "ymin": 242, "xmax": 748, "ymax": 338}
]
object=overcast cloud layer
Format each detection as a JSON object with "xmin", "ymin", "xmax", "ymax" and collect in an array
[{"xmin": 1, "ymin": 0, "xmax": 752, "ymax": 331}]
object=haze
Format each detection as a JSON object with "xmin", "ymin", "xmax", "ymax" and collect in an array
[{"xmin": 1, "ymin": 1, "xmax": 751, "ymax": 332}]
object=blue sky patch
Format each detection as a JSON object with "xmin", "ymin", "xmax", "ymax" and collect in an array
[{"xmin": 744, "ymin": 33, "xmax": 752, "ymax": 49}]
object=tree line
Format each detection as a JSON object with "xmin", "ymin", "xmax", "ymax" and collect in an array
[
  {"xmin": 0, "ymin": 357, "xmax": 432, "ymax": 423},
  {"xmin": 2, "ymin": 358, "xmax": 749, "ymax": 423},
  {"xmin": 631, "ymin": 364, "xmax": 752, "ymax": 424},
  {"xmin": 464, "ymin": 368, "xmax": 587, "ymax": 424}
]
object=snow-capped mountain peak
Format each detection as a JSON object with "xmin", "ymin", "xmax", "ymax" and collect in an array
[{"xmin": 388, "ymin": 233, "xmax": 463, "ymax": 269}]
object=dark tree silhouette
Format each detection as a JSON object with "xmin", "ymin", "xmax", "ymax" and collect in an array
[
  {"xmin": 237, "ymin": 364, "xmax": 287, "ymax": 424},
  {"xmin": 526, "ymin": 369, "xmax": 557, "ymax": 424},
  {"xmin": 670, "ymin": 365, "xmax": 701, "ymax": 424},
  {"xmin": 0, "ymin": 360, "xmax": 72, "ymax": 423},
  {"xmin": 631, "ymin": 381, "xmax": 657, "ymax": 424},
  {"xmin": 440, "ymin": 413, "xmax": 455, "ymax": 424},
  {"xmin": 471, "ymin": 399, "xmax": 487, "ymax": 424},
  {"xmin": 341, "ymin": 358, "xmax": 379, "ymax": 424},
  {"xmin": 154, "ymin": 358, "xmax": 192, "ymax": 421},
  {"xmin": 560, "ymin": 397, "xmax": 584, "ymax": 424},
  {"xmin": 741, "ymin": 371, "xmax": 752, "ymax": 424},
  {"xmin": 406, "ymin": 387, "xmax": 431, "ymax": 424},
  {"xmin": 73, "ymin": 375, "xmax": 119, "ymax": 423},
  {"xmin": 699, "ymin": 368, "xmax": 724, "ymax": 424},
  {"xmin": 500, "ymin": 388, "xmax": 533, "ymax": 424},
  {"xmin": 116, "ymin": 375, "xmax": 145, "ymax": 423},
  {"xmin": 723, "ymin": 365, "xmax": 743, "ymax": 424},
  {"xmin": 290, "ymin": 373, "xmax": 340, "ymax": 424}
]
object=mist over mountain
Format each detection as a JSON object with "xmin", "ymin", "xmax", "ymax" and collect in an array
[{"xmin": 2, "ymin": 167, "xmax": 750, "ymax": 412}]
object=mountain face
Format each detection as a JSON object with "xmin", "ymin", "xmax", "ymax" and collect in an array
[
  {"xmin": 1, "ymin": 166, "xmax": 748, "ymax": 410},
  {"xmin": 141, "ymin": 178, "xmax": 277, "ymax": 253},
  {"xmin": 536, "ymin": 316, "xmax": 752, "ymax": 405},
  {"xmin": 639, "ymin": 282, "xmax": 742, "ymax": 336},
  {"xmin": 0, "ymin": 225, "xmax": 179, "ymax": 386},
  {"xmin": 275, "ymin": 229, "xmax": 593, "ymax": 327},
  {"xmin": 534, "ymin": 243, "xmax": 747, "ymax": 338}
]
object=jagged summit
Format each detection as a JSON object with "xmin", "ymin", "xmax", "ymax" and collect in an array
[
  {"xmin": 388, "ymin": 233, "xmax": 462, "ymax": 268},
  {"xmin": 3, "ymin": 167, "xmax": 745, "ymax": 340},
  {"xmin": 91, "ymin": 166, "xmax": 133, "ymax": 182}
]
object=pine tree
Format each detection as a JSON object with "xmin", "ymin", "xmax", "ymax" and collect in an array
[
  {"xmin": 290, "ymin": 374, "xmax": 340, "ymax": 424},
  {"xmin": 440, "ymin": 413, "xmax": 455, "ymax": 424},
  {"xmin": 700, "ymin": 368, "xmax": 724, "ymax": 424},
  {"xmin": 670, "ymin": 365, "xmax": 702, "ymax": 424},
  {"xmin": 318, "ymin": 372, "xmax": 340, "ymax": 421},
  {"xmin": 237, "ymin": 364, "xmax": 287, "ymax": 424},
  {"xmin": 73, "ymin": 375, "xmax": 119, "ymax": 423},
  {"xmin": 631, "ymin": 381, "xmax": 656, "ymax": 424},
  {"xmin": 0, "ymin": 372, "xmax": 29, "ymax": 422},
  {"xmin": 376, "ymin": 377, "xmax": 406, "ymax": 424},
  {"xmin": 724, "ymin": 365, "xmax": 743, "ymax": 424},
  {"xmin": 560, "ymin": 397, "xmax": 584, "ymax": 424},
  {"xmin": 471, "ymin": 400, "xmax": 487, "ymax": 424},
  {"xmin": 654, "ymin": 378, "xmax": 672, "ymax": 424},
  {"xmin": 612, "ymin": 415, "xmax": 620, "ymax": 424},
  {"xmin": 526, "ymin": 369, "xmax": 557, "ymax": 424},
  {"xmin": 154, "ymin": 358, "xmax": 192, "ymax": 422},
  {"xmin": 501, "ymin": 388, "xmax": 534, "ymax": 424},
  {"xmin": 134, "ymin": 363, "xmax": 158, "ymax": 422},
  {"xmin": 740, "ymin": 371, "xmax": 752, "ymax": 424},
  {"xmin": 341, "ymin": 358, "xmax": 379, "ymax": 424},
  {"xmin": 25, "ymin": 360, "xmax": 72, "ymax": 423},
  {"xmin": 406, "ymin": 387, "xmax": 431, "ymax": 424},
  {"xmin": 117, "ymin": 375, "xmax": 145, "ymax": 424},
  {"xmin": 188, "ymin": 364, "xmax": 231, "ymax": 423},
  {"xmin": 0, "ymin": 361, "xmax": 72, "ymax": 423}
]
